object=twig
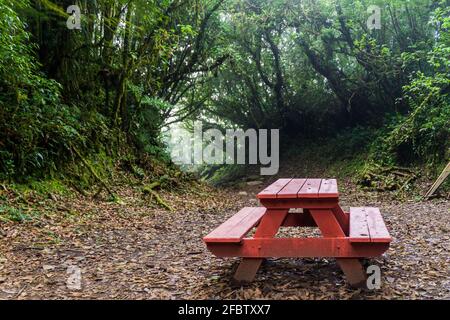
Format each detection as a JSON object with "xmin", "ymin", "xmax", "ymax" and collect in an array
[{"xmin": 15, "ymin": 284, "xmax": 28, "ymax": 298}]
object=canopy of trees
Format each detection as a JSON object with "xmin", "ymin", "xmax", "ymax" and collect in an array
[{"xmin": 0, "ymin": 0, "xmax": 449, "ymax": 183}]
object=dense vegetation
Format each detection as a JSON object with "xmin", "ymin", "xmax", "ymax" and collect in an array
[{"xmin": 0, "ymin": 0, "xmax": 449, "ymax": 191}]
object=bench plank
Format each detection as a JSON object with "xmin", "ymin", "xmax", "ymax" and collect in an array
[
  {"xmin": 366, "ymin": 207, "xmax": 392, "ymax": 243},
  {"xmin": 349, "ymin": 207, "xmax": 391, "ymax": 243},
  {"xmin": 277, "ymin": 179, "xmax": 307, "ymax": 198},
  {"xmin": 257, "ymin": 179, "xmax": 292, "ymax": 199},
  {"xmin": 318, "ymin": 179, "xmax": 339, "ymax": 198},
  {"xmin": 297, "ymin": 179, "xmax": 322, "ymax": 198},
  {"xmin": 349, "ymin": 207, "xmax": 370, "ymax": 242},
  {"xmin": 203, "ymin": 207, "xmax": 266, "ymax": 243}
]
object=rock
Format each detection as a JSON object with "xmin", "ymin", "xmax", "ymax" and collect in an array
[
  {"xmin": 43, "ymin": 265, "xmax": 56, "ymax": 271},
  {"xmin": 246, "ymin": 181, "xmax": 263, "ymax": 186},
  {"xmin": 238, "ymin": 191, "xmax": 248, "ymax": 196}
]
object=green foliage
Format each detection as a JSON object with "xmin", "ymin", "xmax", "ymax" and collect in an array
[
  {"xmin": 0, "ymin": 204, "xmax": 34, "ymax": 222},
  {"xmin": 366, "ymin": 3, "xmax": 450, "ymax": 169},
  {"xmin": 27, "ymin": 180, "xmax": 68, "ymax": 195},
  {"xmin": 206, "ymin": 164, "xmax": 249, "ymax": 187},
  {"xmin": 1, "ymin": 0, "xmax": 206, "ymax": 183},
  {"xmin": 1, "ymin": 0, "xmax": 449, "ymax": 190},
  {"xmin": 0, "ymin": 0, "xmax": 69, "ymax": 179},
  {"xmin": 130, "ymin": 95, "xmax": 169, "ymax": 159}
]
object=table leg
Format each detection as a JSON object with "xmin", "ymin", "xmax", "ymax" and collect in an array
[
  {"xmin": 310, "ymin": 209, "xmax": 367, "ymax": 288},
  {"xmin": 332, "ymin": 205, "xmax": 349, "ymax": 235},
  {"xmin": 232, "ymin": 209, "xmax": 288, "ymax": 285},
  {"xmin": 336, "ymin": 258, "xmax": 367, "ymax": 288}
]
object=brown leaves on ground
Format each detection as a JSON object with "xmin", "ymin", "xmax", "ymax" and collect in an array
[{"xmin": 0, "ymin": 173, "xmax": 448, "ymax": 300}]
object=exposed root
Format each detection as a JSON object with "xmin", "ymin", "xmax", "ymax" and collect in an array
[{"xmin": 142, "ymin": 181, "xmax": 173, "ymax": 211}]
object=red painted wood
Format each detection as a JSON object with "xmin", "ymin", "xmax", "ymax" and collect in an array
[
  {"xmin": 297, "ymin": 179, "xmax": 322, "ymax": 198},
  {"xmin": 349, "ymin": 207, "xmax": 370, "ymax": 243},
  {"xmin": 365, "ymin": 207, "xmax": 392, "ymax": 243},
  {"xmin": 259, "ymin": 198, "xmax": 339, "ymax": 210},
  {"xmin": 254, "ymin": 209, "xmax": 288, "ymax": 237},
  {"xmin": 318, "ymin": 179, "xmax": 339, "ymax": 198},
  {"xmin": 277, "ymin": 179, "xmax": 307, "ymax": 198},
  {"xmin": 309, "ymin": 207, "xmax": 366, "ymax": 285},
  {"xmin": 205, "ymin": 178, "xmax": 391, "ymax": 287},
  {"xmin": 309, "ymin": 209, "xmax": 346, "ymax": 237},
  {"xmin": 332, "ymin": 205, "xmax": 349, "ymax": 235},
  {"xmin": 282, "ymin": 212, "xmax": 316, "ymax": 227},
  {"xmin": 336, "ymin": 259, "xmax": 367, "ymax": 288},
  {"xmin": 232, "ymin": 258, "xmax": 263, "ymax": 284},
  {"xmin": 233, "ymin": 209, "xmax": 288, "ymax": 283},
  {"xmin": 203, "ymin": 207, "xmax": 266, "ymax": 243},
  {"xmin": 257, "ymin": 179, "xmax": 292, "ymax": 199},
  {"xmin": 349, "ymin": 207, "xmax": 391, "ymax": 243},
  {"xmin": 206, "ymin": 238, "xmax": 390, "ymax": 258}
]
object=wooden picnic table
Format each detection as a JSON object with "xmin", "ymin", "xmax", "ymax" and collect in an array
[{"xmin": 203, "ymin": 178, "xmax": 392, "ymax": 288}]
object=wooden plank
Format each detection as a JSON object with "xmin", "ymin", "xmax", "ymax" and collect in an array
[
  {"xmin": 309, "ymin": 205, "xmax": 365, "ymax": 285},
  {"xmin": 349, "ymin": 207, "xmax": 370, "ymax": 243},
  {"xmin": 259, "ymin": 198, "xmax": 338, "ymax": 210},
  {"xmin": 253, "ymin": 209, "xmax": 288, "ymax": 237},
  {"xmin": 365, "ymin": 207, "xmax": 392, "ymax": 243},
  {"xmin": 332, "ymin": 205, "xmax": 349, "ymax": 235},
  {"xmin": 297, "ymin": 178, "xmax": 322, "ymax": 198},
  {"xmin": 336, "ymin": 259, "xmax": 367, "ymax": 288},
  {"xmin": 257, "ymin": 179, "xmax": 292, "ymax": 199},
  {"xmin": 277, "ymin": 179, "xmax": 306, "ymax": 198},
  {"xmin": 309, "ymin": 209, "xmax": 346, "ymax": 237},
  {"xmin": 318, "ymin": 179, "xmax": 339, "ymax": 198},
  {"xmin": 232, "ymin": 258, "xmax": 263, "ymax": 285},
  {"xmin": 206, "ymin": 238, "xmax": 390, "ymax": 258},
  {"xmin": 203, "ymin": 207, "xmax": 266, "ymax": 243},
  {"xmin": 425, "ymin": 161, "xmax": 450, "ymax": 198},
  {"xmin": 282, "ymin": 212, "xmax": 316, "ymax": 227},
  {"xmin": 233, "ymin": 209, "xmax": 288, "ymax": 284}
]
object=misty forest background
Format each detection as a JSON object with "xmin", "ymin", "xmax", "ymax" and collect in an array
[{"xmin": 1, "ymin": 0, "xmax": 449, "ymax": 197}]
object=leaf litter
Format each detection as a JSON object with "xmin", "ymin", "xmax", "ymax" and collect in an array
[{"xmin": 0, "ymin": 169, "xmax": 448, "ymax": 300}]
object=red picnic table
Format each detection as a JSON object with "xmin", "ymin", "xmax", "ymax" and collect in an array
[{"xmin": 203, "ymin": 178, "xmax": 392, "ymax": 288}]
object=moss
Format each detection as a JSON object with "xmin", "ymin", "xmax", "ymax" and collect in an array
[
  {"xmin": 9, "ymin": 179, "xmax": 69, "ymax": 196},
  {"xmin": 0, "ymin": 204, "xmax": 38, "ymax": 222}
]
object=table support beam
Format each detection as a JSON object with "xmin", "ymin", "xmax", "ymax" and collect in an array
[
  {"xmin": 336, "ymin": 258, "xmax": 367, "ymax": 288},
  {"xmin": 310, "ymin": 209, "xmax": 367, "ymax": 287},
  {"xmin": 207, "ymin": 238, "xmax": 389, "ymax": 258},
  {"xmin": 232, "ymin": 209, "xmax": 288, "ymax": 285}
]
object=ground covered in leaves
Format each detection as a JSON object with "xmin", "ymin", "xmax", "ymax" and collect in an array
[{"xmin": 0, "ymin": 162, "xmax": 449, "ymax": 300}]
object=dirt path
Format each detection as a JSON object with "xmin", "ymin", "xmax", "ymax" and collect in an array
[{"xmin": 0, "ymin": 170, "xmax": 449, "ymax": 299}]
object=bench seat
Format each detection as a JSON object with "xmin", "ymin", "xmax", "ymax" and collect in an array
[
  {"xmin": 203, "ymin": 207, "xmax": 266, "ymax": 243},
  {"xmin": 349, "ymin": 207, "xmax": 392, "ymax": 243}
]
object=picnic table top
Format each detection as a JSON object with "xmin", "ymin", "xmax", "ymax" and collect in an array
[{"xmin": 257, "ymin": 178, "xmax": 339, "ymax": 200}]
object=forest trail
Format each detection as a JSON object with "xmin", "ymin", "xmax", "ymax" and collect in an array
[
  {"xmin": 1, "ymin": 0, "xmax": 449, "ymax": 302},
  {"xmin": 0, "ymin": 157, "xmax": 449, "ymax": 299}
]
